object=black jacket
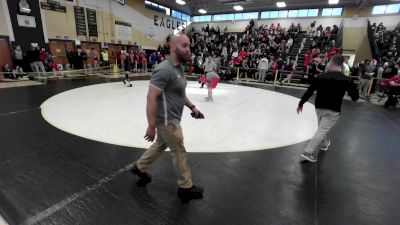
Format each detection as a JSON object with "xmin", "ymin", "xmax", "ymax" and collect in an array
[{"xmin": 299, "ymin": 71, "xmax": 359, "ymax": 112}]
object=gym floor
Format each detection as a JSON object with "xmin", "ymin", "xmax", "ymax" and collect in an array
[{"xmin": 0, "ymin": 77, "xmax": 399, "ymax": 225}]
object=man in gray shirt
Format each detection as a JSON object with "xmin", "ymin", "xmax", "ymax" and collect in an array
[
  {"xmin": 131, "ymin": 34, "xmax": 205, "ymax": 203},
  {"xmin": 359, "ymin": 59, "xmax": 375, "ymax": 97}
]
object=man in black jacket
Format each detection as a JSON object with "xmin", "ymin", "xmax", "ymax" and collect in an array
[{"xmin": 297, "ymin": 54, "xmax": 359, "ymax": 163}]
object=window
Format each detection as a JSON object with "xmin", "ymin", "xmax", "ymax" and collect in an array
[
  {"xmin": 182, "ymin": 14, "xmax": 190, "ymax": 21},
  {"xmin": 385, "ymin": 4, "xmax": 400, "ymax": 13},
  {"xmin": 234, "ymin": 13, "xmax": 243, "ymax": 20},
  {"xmin": 332, "ymin": 8, "xmax": 342, "ymax": 16},
  {"xmin": 288, "ymin": 10, "xmax": 298, "ymax": 17},
  {"xmin": 262, "ymin": 9, "xmax": 318, "ymax": 18},
  {"xmin": 261, "ymin": 11, "xmax": 269, "ymax": 19},
  {"xmin": 165, "ymin": 7, "xmax": 170, "ymax": 15},
  {"xmin": 249, "ymin": 12, "xmax": 258, "ymax": 19},
  {"xmin": 193, "ymin": 15, "xmax": 211, "ymax": 22},
  {"xmin": 372, "ymin": 4, "xmax": 400, "ymax": 14},
  {"xmin": 145, "ymin": 1, "xmax": 172, "ymax": 16},
  {"xmin": 278, "ymin": 10, "xmax": 288, "ymax": 18},
  {"xmin": 145, "ymin": 1, "xmax": 189, "ymax": 19},
  {"xmin": 171, "ymin": 10, "xmax": 190, "ymax": 21},
  {"xmin": 322, "ymin": 7, "xmax": 342, "ymax": 16},
  {"xmin": 213, "ymin": 14, "xmax": 234, "ymax": 21},
  {"xmin": 269, "ymin": 11, "xmax": 279, "ymax": 18},
  {"xmin": 298, "ymin": 9, "xmax": 308, "ymax": 17},
  {"xmin": 308, "ymin": 9, "xmax": 319, "ymax": 17},
  {"xmin": 322, "ymin": 8, "xmax": 332, "ymax": 16},
  {"xmin": 372, "ymin": 5, "xmax": 387, "ymax": 14}
]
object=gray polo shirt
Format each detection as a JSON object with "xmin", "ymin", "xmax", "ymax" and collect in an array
[
  {"xmin": 361, "ymin": 64, "xmax": 375, "ymax": 80},
  {"xmin": 150, "ymin": 56, "xmax": 187, "ymax": 126}
]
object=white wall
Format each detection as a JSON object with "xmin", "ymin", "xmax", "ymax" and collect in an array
[{"xmin": 70, "ymin": 0, "xmax": 175, "ymax": 43}]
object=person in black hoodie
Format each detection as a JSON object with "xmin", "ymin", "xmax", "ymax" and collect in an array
[
  {"xmin": 66, "ymin": 48, "xmax": 75, "ymax": 69},
  {"xmin": 297, "ymin": 54, "xmax": 359, "ymax": 163}
]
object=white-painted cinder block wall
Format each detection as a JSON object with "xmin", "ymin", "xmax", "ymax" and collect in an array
[{"xmin": 66, "ymin": 0, "xmax": 176, "ymax": 43}]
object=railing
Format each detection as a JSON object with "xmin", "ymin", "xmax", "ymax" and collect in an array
[
  {"xmin": 367, "ymin": 20, "xmax": 377, "ymax": 58},
  {"xmin": 335, "ymin": 19, "xmax": 344, "ymax": 48},
  {"xmin": 194, "ymin": 66, "xmax": 388, "ymax": 99},
  {"xmin": 198, "ymin": 65, "xmax": 304, "ymax": 87},
  {"xmin": 0, "ymin": 65, "xmax": 114, "ymax": 80}
]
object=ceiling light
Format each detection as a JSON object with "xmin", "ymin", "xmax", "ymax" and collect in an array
[
  {"xmin": 198, "ymin": 9, "xmax": 207, "ymax": 14},
  {"xmin": 329, "ymin": 0, "xmax": 339, "ymax": 4},
  {"xmin": 233, "ymin": 5, "xmax": 243, "ymax": 11},
  {"xmin": 176, "ymin": 0, "xmax": 186, "ymax": 5},
  {"xmin": 276, "ymin": 2, "xmax": 286, "ymax": 8}
]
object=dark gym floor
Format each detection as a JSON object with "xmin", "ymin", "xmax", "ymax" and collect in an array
[{"xmin": 0, "ymin": 78, "xmax": 399, "ymax": 225}]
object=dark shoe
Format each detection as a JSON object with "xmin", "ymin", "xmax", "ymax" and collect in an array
[
  {"xmin": 177, "ymin": 185, "xmax": 204, "ymax": 203},
  {"xmin": 131, "ymin": 164, "xmax": 152, "ymax": 187},
  {"xmin": 128, "ymin": 84, "xmax": 132, "ymax": 87},
  {"xmin": 123, "ymin": 80, "xmax": 126, "ymax": 84}
]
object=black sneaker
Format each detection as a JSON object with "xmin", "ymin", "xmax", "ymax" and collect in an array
[
  {"xmin": 131, "ymin": 164, "xmax": 152, "ymax": 187},
  {"xmin": 128, "ymin": 84, "xmax": 132, "ymax": 87},
  {"xmin": 177, "ymin": 185, "xmax": 204, "ymax": 203}
]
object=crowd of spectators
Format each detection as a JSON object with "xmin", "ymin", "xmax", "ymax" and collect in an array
[{"xmin": 186, "ymin": 19, "xmax": 302, "ymax": 82}]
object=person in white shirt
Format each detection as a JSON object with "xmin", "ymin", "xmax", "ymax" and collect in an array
[
  {"xmin": 286, "ymin": 38, "xmax": 293, "ymax": 51},
  {"xmin": 203, "ymin": 56, "xmax": 216, "ymax": 73},
  {"xmin": 258, "ymin": 56, "xmax": 269, "ymax": 82},
  {"xmin": 221, "ymin": 46, "xmax": 228, "ymax": 61}
]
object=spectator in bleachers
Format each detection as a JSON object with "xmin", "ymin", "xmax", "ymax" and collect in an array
[
  {"xmin": 90, "ymin": 48, "xmax": 99, "ymax": 68},
  {"xmin": 381, "ymin": 70, "xmax": 400, "ymax": 107},
  {"xmin": 13, "ymin": 45, "xmax": 24, "ymax": 70},
  {"xmin": 316, "ymin": 57, "xmax": 327, "ymax": 74},
  {"xmin": 240, "ymin": 57, "xmax": 250, "ymax": 79},
  {"xmin": 66, "ymin": 48, "xmax": 75, "ymax": 69},
  {"xmin": 350, "ymin": 62, "xmax": 360, "ymax": 77},
  {"xmin": 359, "ymin": 59, "xmax": 375, "ymax": 96},
  {"xmin": 257, "ymin": 55, "xmax": 269, "ymax": 82},
  {"xmin": 280, "ymin": 58, "xmax": 296, "ymax": 85}
]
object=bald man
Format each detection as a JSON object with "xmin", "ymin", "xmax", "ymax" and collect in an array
[{"xmin": 131, "ymin": 34, "xmax": 205, "ymax": 203}]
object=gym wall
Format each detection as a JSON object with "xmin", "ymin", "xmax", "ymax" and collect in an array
[
  {"xmin": 0, "ymin": 0, "xmax": 9, "ymax": 36},
  {"xmin": 41, "ymin": 0, "xmax": 181, "ymax": 49}
]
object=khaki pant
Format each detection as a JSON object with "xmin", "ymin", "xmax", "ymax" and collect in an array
[
  {"xmin": 136, "ymin": 124, "xmax": 193, "ymax": 188},
  {"xmin": 304, "ymin": 109, "xmax": 340, "ymax": 154}
]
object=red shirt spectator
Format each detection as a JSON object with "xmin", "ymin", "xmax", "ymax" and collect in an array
[
  {"xmin": 304, "ymin": 50, "xmax": 313, "ymax": 69},
  {"xmin": 141, "ymin": 53, "xmax": 147, "ymax": 63},
  {"xmin": 39, "ymin": 50, "xmax": 46, "ymax": 61},
  {"xmin": 239, "ymin": 50, "xmax": 247, "ymax": 59}
]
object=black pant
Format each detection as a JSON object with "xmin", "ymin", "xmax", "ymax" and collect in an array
[{"xmin": 385, "ymin": 87, "xmax": 400, "ymax": 107}]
